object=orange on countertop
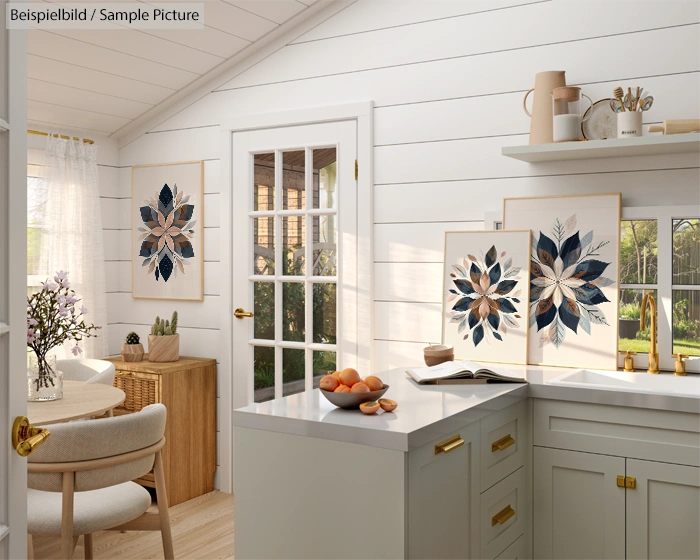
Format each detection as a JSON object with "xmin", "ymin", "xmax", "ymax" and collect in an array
[
  {"xmin": 350, "ymin": 382, "xmax": 370, "ymax": 393},
  {"xmin": 319, "ymin": 375, "xmax": 340, "ymax": 392},
  {"xmin": 364, "ymin": 375, "xmax": 383, "ymax": 391},
  {"xmin": 340, "ymin": 368, "xmax": 361, "ymax": 387}
]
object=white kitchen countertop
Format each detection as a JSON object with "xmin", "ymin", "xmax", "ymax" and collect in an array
[{"xmin": 233, "ymin": 365, "xmax": 700, "ymax": 452}]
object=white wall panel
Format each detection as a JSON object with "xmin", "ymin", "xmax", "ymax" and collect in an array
[
  {"xmin": 100, "ymin": 198, "xmax": 121, "ymax": 230},
  {"xmin": 107, "ymin": 293, "xmax": 221, "ymax": 329},
  {"xmin": 372, "ymin": 340, "xmax": 426, "ymax": 373},
  {"xmin": 28, "ymin": 100, "xmax": 130, "ymax": 134},
  {"xmin": 98, "ymin": 166, "xmax": 121, "ymax": 199},
  {"xmin": 374, "ymin": 262, "xmax": 443, "ymax": 303},
  {"xmin": 120, "ymin": 127, "xmax": 220, "ymax": 165},
  {"xmin": 374, "ymin": 302, "xmax": 442, "ymax": 343},
  {"xmin": 294, "ymin": 0, "xmax": 542, "ymax": 43},
  {"xmin": 374, "ymin": 222, "xmax": 483, "ymax": 263},
  {"xmin": 204, "ymin": 159, "xmax": 221, "ymax": 194}
]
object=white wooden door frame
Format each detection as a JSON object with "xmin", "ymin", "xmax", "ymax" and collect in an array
[
  {"xmin": 1, "ymin": 14, "xmax": 28, "ymax": 560},
  {"xmin": 218, "ymin": 102, "xmax": 373, "ymax": 493}
]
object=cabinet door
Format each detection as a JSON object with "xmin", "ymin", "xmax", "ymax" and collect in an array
[
  {"xmin": 408, "ymin": 421, "xmax": 480, "ymax": 559},
  {"xmin": 626, "ymin": 459, "xmax": 700, "ymax": 559},
  {"xmin": 534, "ymin": 447, "xmax": 625, "ymax": 560}
]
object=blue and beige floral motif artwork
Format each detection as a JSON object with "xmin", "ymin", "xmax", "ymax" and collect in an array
[
  {"xmin": 138, "ymin": 183, "xmax": 196, "ymax": 283},
  {"xmin": 132, "ymin": 162, "xmax": 203, "ymax": 301},
  {"xmin": 504, "ymin": 193, "xmax": 621, "ymax": 369},
  {"xmin": 443, "ymin": 231, "xmax": 531, "ymax": 365},
  {"xmin": 531, "ymin": 215, "xmax": 614, "ymax": 349}
]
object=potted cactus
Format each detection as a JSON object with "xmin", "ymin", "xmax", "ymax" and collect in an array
[
  {"xmin": 147, "ymin": 311, "xmax": 180, "ymax": 362},
  {"xmin": 121, "ymin": 332, "xmax": 144, "ymax": 362}
]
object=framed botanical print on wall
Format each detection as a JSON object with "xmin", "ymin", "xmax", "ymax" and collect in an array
[
  {"xmin": 503, "ymin": 193, "xmax": 621, "ymax": 369},
  {"xmin": 442, "ymin": 230, "xmax": 531, "ymax": 365},
  {"xmin": 132, "ymin": 161, "xmax": 204, "ymax": 301}
]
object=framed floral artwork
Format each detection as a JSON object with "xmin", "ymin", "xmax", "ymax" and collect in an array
[
  {"xmin": 442, "ymin": 230, "xmax": 531, "ymax": 365},
  {"xmin": 132, "ymin": 161, "xmax": 204, "ymax": 301},
  {"xmin": 503, "ymin": 193, "xmax": 621, "ymax": 369}
]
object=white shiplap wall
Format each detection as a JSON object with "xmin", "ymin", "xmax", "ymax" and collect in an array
[{"xmin": 115, "ymin": 0, "xmax": 700, "ymax": 486}]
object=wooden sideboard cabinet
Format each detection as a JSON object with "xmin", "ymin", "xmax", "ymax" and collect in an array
[{"xmin": 105, "ymin": 356, "xmax": 217, "ymax": 506}]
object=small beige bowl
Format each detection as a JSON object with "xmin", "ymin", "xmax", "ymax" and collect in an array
[{"xmin": 423, "ymin": 344, "xmax": 454, "ymax": 367}]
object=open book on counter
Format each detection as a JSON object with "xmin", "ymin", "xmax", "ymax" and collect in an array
[{"xmin": 406, "ymin": 360, "xmax": 527, "ymax": 385}]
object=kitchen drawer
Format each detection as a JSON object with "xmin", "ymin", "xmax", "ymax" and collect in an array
[
  {"xmin": 480, "ymin": 400, "xmax": 527, "ymax": 491},
  {"xmin": 480, "ymin": 466, "xmax": 527, "ymax": 560},
  {"xmin": 495, "ymin": 534, "xmax": 528, "ymax": 560},
  {"xmin": 534, "ymin": 399, "xmax": 700, "ymax": 467}
]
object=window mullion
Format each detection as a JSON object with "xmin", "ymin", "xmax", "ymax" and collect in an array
[
  {"xmin": 656, "ymin": 214, "xmax": 674, "ymax": 372},
  {"xmin": 274, "ymin": 149, "xmax": 283, "ymax": 400},
  {"xmin": 304, "ymin": 147, "xmax": 313, "ymax": 393}
]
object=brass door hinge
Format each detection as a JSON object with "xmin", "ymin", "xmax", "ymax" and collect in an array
[
  {"xmin": 617, "ymin": 475, "xmax": 636, "ymax": 489},
  {"xmin": 354, "ymin": 159, "xmax": 358, "ymax": 180}
]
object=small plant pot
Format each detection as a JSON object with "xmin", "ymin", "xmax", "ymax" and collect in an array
[
  {"xmin": 148, "ymin": 334, "xmax": 180, "ymax": 362},
  {"xmin": 121, "ymin": 343, "xmax": 144, "ymax": 362}
]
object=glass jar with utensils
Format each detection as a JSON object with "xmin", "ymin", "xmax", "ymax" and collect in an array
[
  {"xmin": 552, "ymin": 86, "xmax": 592, "ymax": 142},
  {"xmin": 610, "ymin": 86, "xmax": 652, "ymax": 138}
]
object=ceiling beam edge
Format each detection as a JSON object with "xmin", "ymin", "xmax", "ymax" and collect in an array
[{"xmin": 115, "ymin": 0, "xmax": 355, "ymax": 150}]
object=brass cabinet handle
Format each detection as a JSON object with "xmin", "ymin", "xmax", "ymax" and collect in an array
[
  {"xmin": 491, "ymin": 505, "xmax": 515, "ymax": 526},
  {"xmin": 12, "ymin": 416, "xmax": 50, "ymax": 457},
  {"xmin": 492, "ymin": 434, "xmax": 515, "ymax": 452},
  {"xmin": 617, "ymin": 475, "xmax": 636, "ymax": 489},
  {"xmin": 234, "ymin": 308, "xmax": 254, "ymax": 319},
  {"xmin": 434, "ymin": 434, "xmax": 465, "ymax": 455}
]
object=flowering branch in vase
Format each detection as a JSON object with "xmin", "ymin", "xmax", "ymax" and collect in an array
[{"xmin": 26, "ymin": 271, "xmax": 101, "ymax": 390}]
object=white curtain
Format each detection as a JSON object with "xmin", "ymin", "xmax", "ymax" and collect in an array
[{"xmin": 41, "ymin": 135, "xmax": 109, "ymax": 359}]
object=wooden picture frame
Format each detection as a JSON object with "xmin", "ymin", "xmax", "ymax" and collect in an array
[
  {"xmin": 132, "ymin": 161, "xmax": 204, "ymax": 301},
  {"xmin": 442, "ymin": 230, "xmax": 532, "ymax": 365},
  {"xmin": 503, "ymin": 193, "xmax": 622, "ymax": 369}
]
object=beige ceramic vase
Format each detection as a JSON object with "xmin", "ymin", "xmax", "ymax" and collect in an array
[
  {"xmin": 523, "ymin": 71, "xmax": 567, "ymax": 144},
  {"xmin": 148, "ymin": 334, "xmax": 180, "ymax": 362}
]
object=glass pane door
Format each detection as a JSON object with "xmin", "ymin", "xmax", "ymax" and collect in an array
[{"xmin": 250, "ymin": 148, "xmax": 338, "ymax": 402}]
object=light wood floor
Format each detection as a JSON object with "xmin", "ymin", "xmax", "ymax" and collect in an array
[{"xmin": 33, "ymin": 491, "xmax": 234, "ymax": 560}]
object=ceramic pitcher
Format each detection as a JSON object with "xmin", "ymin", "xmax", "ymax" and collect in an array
[{"xmin": 523, "ymin": 71, "xmax": 566, "ymax": 144}]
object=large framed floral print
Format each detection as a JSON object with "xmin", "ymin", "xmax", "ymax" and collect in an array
[
  {"xmin": 503, "ymin": 194, "xmax": 621, "ymax": 369},
  {"xmin": 132, "ymin": 161, "xmax": 204, "ymax": 301},
  {"xmin": 442, "ymin": 230, "xmax": 531, "ymax": 365}
]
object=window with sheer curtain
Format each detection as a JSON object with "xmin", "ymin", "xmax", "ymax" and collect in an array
[{"xmin": 27, "ymin": 136, "xmax": 109, "ymax": 359}]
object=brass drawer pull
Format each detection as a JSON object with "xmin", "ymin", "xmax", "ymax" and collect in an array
[
  {"xmin": 617, "ymin": 475, "xmax": 636, "ymax": 489},
  {"xmin": 492, "ymin": 434, "xmax": 515, "ymax": 452},
  {"xmin": 491, "ymin": 505, "xmax": 515, "ymax": 526},
  {"xmin": 116, "ymin": 370, "xmax": 133, "ymax": 377},
  {"xmin": 434, "ymin": 434, "xmax": 465, "ymax": 455}
]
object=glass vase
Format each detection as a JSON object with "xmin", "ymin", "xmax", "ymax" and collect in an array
[{"xmin": 27, "ymin": 352, "xmax": 63, "ymax": 401}]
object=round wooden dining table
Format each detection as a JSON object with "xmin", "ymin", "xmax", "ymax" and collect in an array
[{"xmin": 28, "ymin": 380, "xmax": 125, "ymax": 425}]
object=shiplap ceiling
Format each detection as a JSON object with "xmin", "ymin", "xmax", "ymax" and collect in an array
[{"xmin": 28, "ymin": 0, "xmax": 319, "ymax": 136}]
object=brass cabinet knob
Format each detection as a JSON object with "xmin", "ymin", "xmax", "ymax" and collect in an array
[
  {"xmin": 434, "ymin": 434, "xmax": 465, "ymax": 455},
  {"xmin": 492, "ymin": 505, "xmax": 515, "ymax": 526},
  {"xmin": 492, "ymin": 434, "xmax": 515, "ymax": 453},
  {"xmin": 234, "ymin": 308, "xmax": 254, "ymax": 319},
  {"xmin": 12, "ymin": 416, "xmax": 50, "ymax": 457}
]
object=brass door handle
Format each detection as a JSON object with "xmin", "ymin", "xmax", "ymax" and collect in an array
[
  {"xmin": 492, "ymin": 505, "xmax": 515, "ymax": 526},
  {"xmin": 234, "ymin": 308, "xmax": 254, "ymax": 319},
  {"xmin": 434, "ymin": 434, "xmax": 465, "ymax": 455},
  {"xmin": 492, "ymin": 434, "xmax": 515, "ymax": 452},
  {"xmin": 12, "ymin": 416, "xmax": 50, "ymax": 457}
]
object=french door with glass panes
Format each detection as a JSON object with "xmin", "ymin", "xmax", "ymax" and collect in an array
[{"xmin": 232, "ymin": 121, "xmax": 357, "ymax": 406}]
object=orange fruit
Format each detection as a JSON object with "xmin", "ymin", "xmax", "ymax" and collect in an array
[
  {"xmin": 320, "ymin": 375, "xmax": 340, "ymax": 392},
  {"xmin": 331, "ymin": 371, "xmax": 342, "ymax": 380},
  {"xmin": 364, "ymin": 375, "xmax": 383, "ymax": 391},
  {"xmin": 378, "ymin": 398, "xmax": 397, "ymax": 412},
  {"xmin": 350, "ymin": 382, "xmax": 370, "ymax": 393},
  {"xmin": 360, "ymin": 401, "xmax": 380, "ymax": 415},
  {"xmin": 340, "ymin": 368, "xmax": 361, "ymax": 387},
  {"xmin": 334, "ymin": 385, "xmax": 350, "ymax": 393}
]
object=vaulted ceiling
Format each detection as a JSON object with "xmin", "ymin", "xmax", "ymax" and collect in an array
[{"xmin": 28, "ymin": 0, "xmax": 320, "ymax": 137}]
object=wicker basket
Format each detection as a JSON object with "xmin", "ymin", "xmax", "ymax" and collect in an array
[{"xmin": 114, "ymin": 372, "xmax": 158, "ymax": 412}]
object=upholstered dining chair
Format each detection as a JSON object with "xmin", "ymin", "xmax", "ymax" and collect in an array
[
  {"xmin": 26, "ymin": 403, "xmax": 174, "ymax": 560},
  {"xmin": 57, "ymin": 358, "xmax": 116, "ymax": 386}
]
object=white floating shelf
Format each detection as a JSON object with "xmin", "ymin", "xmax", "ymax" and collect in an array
[
  {"xmin": 0, "ymin": 322, "xmax": 9, "ymax": 336},
  {"xmin": 502, "ymin": 133, "xmax": 700, "ymax": 163},
  {"xmin": 0, "ymin": 118, "xmax": 9, "ymax": 132}
]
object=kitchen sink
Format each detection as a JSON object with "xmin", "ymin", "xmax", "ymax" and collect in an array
[{"xmin": 547, "ymin": 368, "xmax": 700, "ymax": 398}]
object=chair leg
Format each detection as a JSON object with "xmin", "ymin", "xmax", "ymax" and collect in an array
[
  {"xmin": 154, "ymin": 451, "xmax": 175, "ymax": 560},
  {"xmin": 105, "ymin": 408, "xmax": 113, "ymax": 417},
  {"xmin": 84, "ymin": 534, "xmax": 94, "ymax": 559},
  {"xmin": 61, "ymin": 472, "xmax": 75, "ymax": 559},
  {"xmin": 27, "ymin": 534, "xmax": 34, "ymax": 560}
]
